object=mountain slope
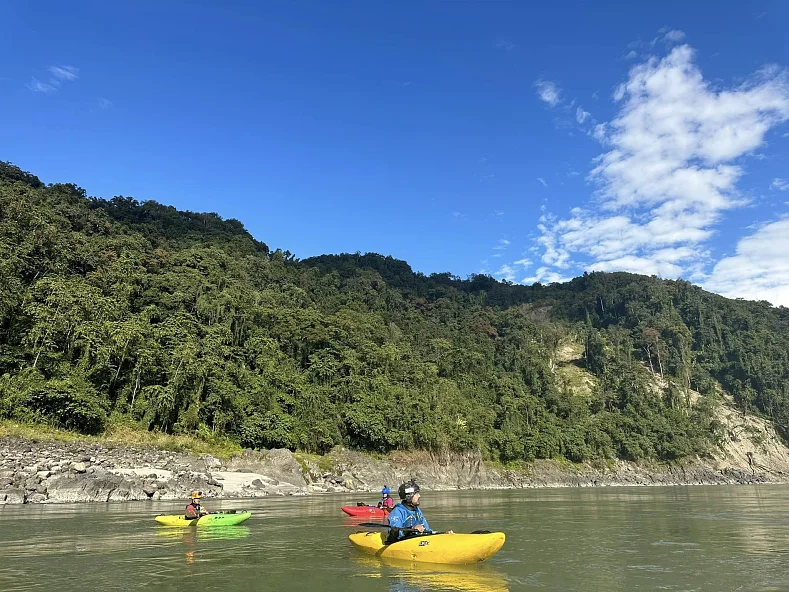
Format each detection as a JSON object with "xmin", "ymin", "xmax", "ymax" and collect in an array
[{"xmin": 1, "ymin": 161, "xmax": 788, "ymax": 466}]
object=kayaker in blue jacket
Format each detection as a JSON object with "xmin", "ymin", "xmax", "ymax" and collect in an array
[{"xmin": 386, "ymin": 480, "xmax": 452, "ymax": 543}]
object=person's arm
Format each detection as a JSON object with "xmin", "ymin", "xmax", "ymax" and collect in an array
[
  {"xmin": 418, "ymin": 511, "xmax": 431, "ymax": 533},
  {"xmin": 386, "ymin": 508, "xmax": 405, "ymax": 543}
]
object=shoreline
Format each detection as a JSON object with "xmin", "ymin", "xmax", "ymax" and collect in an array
[{"xmin": 2, "ymin": 434, "xmax": 786, "ymax": 505}]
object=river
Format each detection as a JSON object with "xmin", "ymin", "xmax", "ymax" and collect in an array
[{"xmin": 1, "ymin": 485, "xmax": 787, "ymax": 591}]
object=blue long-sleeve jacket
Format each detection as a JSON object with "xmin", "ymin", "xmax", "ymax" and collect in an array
[{"xmin": 386, "ymin": 503, "xmax": 431, "ymax": 541}]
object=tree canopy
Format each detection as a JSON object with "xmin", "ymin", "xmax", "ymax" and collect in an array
[{"xmin": 2, "ymin": 161, "xmax": 787, "ymax": 462}]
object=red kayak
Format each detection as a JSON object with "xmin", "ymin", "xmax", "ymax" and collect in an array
[{"xmin": 341, "ymin": 504, "xmax": 390, "ymax": 518}]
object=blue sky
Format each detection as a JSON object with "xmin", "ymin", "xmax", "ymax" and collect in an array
[{"xmin": 2, "ymin": 0, "xmax": 789, "ymax": 304}]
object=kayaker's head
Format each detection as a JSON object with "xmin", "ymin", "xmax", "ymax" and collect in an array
[
  {"xmin": 398, "ymin": 480, "xmax": 421, "ymax": 507},
  {"xmin": 190, "ymin": 491, "xmax": 202, "ymax": 504},
  {"xmin": 381, "ymin": 486, "xmax": 390, "ymax": 498}
]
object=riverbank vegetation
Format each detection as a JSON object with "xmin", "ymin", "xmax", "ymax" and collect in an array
[{"xmin": 2, "ymin": 161, "xmax": 787, "ymax": 463}]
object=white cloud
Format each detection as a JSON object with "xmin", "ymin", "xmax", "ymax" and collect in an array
[
  {"xmin": 513, "ymin": 257, "xmax": 532, "ymax": 267},
  {"xmin": 529, "ymin": 45, "xmax": 789, "ymax": 291},
  {"xmin": 576, "ymin": 107, "xmax": 591, "ymax": 124},
  {"xmin": 48, "ymin": 66, "xmax": 79, "ymax": 81},
  {"xmin": 494, "ymin": 39, "xmax": 515, "ymax": 51},
  {"xmin": 522, "ymin": 266, "xmax": 573, "ymax": 285},
  {"xmin": 662, "ymin": 30, "xmax": 686, "ymax": 44},
  {"xmin": 771, "ymin": 178, "xmax": 789, "ymax": 191},
  {"xmin": 537, "ymin": 177, "xmax": 548, "ymax": 187},
  {"xmin": 495, "ymin": 264, "xmax": 517, "ymax": 282},
  {"xmin": 27, "ymin": 78, "xmax": 57, "ymax": 93},
  {"xmin": 624, "ymin": 50, "xmax": 639, "ymax": 60},
  {"xmin": 590, "ymin": 123, "xmax": 607, "ymax": 142},
  {"xmin": 494, "ymin": 210, "xmax": 504, "ymax": 216},
  {"xmin": 493, "ymin": 238, "xmax": 511, "ymax": 250},
  {"xmin": 535, "ymin": 80, "xmax": 561, "ymax": 107},
  {"xmin": 98, "ymin": 97, "xmax": 112, "ymax": 109},
  {"xmin": 705, "ymin": 218, "xmax": 789, "ymax": 306}
]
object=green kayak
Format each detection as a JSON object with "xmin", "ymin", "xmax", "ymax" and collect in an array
[{"xmin": 154, "ymin": 511, "xmax": 252, "ymax": 527}]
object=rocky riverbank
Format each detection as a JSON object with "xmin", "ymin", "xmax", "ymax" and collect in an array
[{"xmin": 2, "ymin": 406, "xmax": 789, "ymax": 504}]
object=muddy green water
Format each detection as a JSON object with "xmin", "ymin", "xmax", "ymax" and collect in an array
[{"xmin": 1, "ymin": 486, "xmax": 788, "ymax": 591}]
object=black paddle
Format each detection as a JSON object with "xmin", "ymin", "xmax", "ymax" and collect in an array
[{"xmin": 357, "ymin": 522, "xmax": 490, "ymax": 535}]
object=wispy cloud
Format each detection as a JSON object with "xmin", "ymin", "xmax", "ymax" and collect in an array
[
  {"xmin": 575, "ymin": 107, "xmax": 591, "ymax": 124},
  {"xmin": 494, "ymin": 39, "xmax": 515, "ymax": 51},
  {"xmin": 537, "ymin": 177, "xmax": 548, "ymax": 187},
  {"xmin": 28, "ymin": 64, "xmax": 80, "ymax": 93},
  {"xmin": 527, "ymin": 44, "xmax": 789, "ymax": 293},
  {"xmin": 535, "ymin": 80, "xmax": 561, "ymax": 107},
  {"xmin": 493, "ymin": 238, "xmax": 511, "ymax": 250},
  {"xmin": 623, "ymin": 50, "xmax": 639, "ymax": 60},
  {"xmin": 27, "ymin": 78, "xmax": 58, "ymax": 93},
  {"xmin": 770, "ymin": 178, "xmax": 789, "ymax": 191},
  {"xmin": 48, "ymin": 65, "xmax": 79, "ymax": 81},
  {"xmin": 661, "ymin": 29, "xmax": 686, "ymax": 44},
  {"xmin": 650, "ymin": 29, "xmax": 687, "ymax": 48}
]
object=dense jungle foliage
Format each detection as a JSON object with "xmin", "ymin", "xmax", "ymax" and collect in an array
[{"xmin": 1, "ymin": 161, "xmax": 788, "ymax": 462}]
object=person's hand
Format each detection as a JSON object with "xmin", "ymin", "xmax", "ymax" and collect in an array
[
  {"xmin": 445, "ymin": 530, "xmax": 454, "ymax": 534},
  {"xmin": 413, "ymin": 524, "xmax": 425, "ymax": 533}
]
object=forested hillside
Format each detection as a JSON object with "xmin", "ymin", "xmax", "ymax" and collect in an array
[{"xmin": 1, "ymin": 162, "xmax": 787, "ymax": 464}]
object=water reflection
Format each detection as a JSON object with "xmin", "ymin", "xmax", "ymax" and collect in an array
[
  {"xmin": 154, "ymin": 525, "xmax": 250, "ymax": 542},
  {"xmin": 353, "ymin": 555, "xmax": 509, "ymax": 592},
  {"xmin": 153, "ymin": 525, "xmax": 250, "ymax": 565}
]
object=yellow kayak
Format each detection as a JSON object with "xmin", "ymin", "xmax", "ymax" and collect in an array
[
  {"xmin": 154, "ymin": 511, "xmax": 251, "ymax": 527},
  {"xmin": 348, "ymin": 531, "xmax": 505, "ymax": 564}
]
